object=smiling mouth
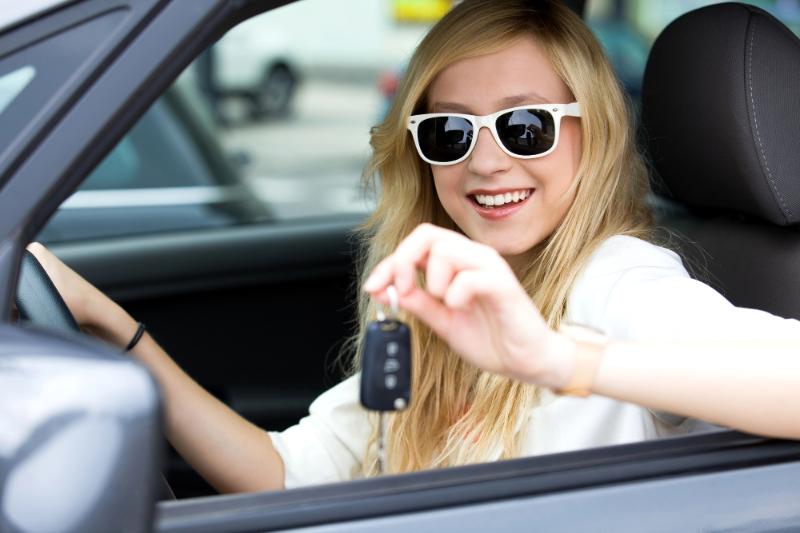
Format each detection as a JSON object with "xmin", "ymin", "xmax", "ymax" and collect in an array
[{"xmin": 468, "ymin": 189, "xmax": 533, "ymax": 208}]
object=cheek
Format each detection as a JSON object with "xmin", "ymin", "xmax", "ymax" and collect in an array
[
  {"xmin": 431, "ymin": 166, "xmax": 463, "ymax": 212},
  {"xmin": 536, "ymin": 119, "xmax": 581, "ymax": 195}
]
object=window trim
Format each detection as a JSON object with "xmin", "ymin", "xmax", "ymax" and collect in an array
[{"xmin": 155, "ymin": 430, "xmax": 800, "ymax": 532}]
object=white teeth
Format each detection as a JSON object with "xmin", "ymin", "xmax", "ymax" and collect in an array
[{"xmin": 473, "ymin": 189, "xmax": 531, "ymax": 208}]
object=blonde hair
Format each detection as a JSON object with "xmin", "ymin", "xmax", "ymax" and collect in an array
[{"xmin": 351, "ymin": 0, "xmax": 652, "ymax": 475}]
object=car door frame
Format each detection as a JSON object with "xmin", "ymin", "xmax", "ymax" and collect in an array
[
  {"xmin": 153, "ymin": 430, "xmax": 800, "ymax": 533},
  {"xmin": 0, "ymin": 0, "xmax": 237, "ymax": 310}
]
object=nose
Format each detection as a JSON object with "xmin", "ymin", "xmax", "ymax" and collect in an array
[{"xmin": 466, "ymin": 125, "xmax": 512, "ymax": 177}]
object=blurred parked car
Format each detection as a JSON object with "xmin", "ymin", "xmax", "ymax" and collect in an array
[{"xmin": 208, "ymin": 0, "xmax": 395, "ymax": 121}]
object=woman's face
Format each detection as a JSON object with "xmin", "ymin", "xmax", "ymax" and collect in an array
[{"xmin": 426, "ymin": 37, "xmax": 582, "ymax": 263}]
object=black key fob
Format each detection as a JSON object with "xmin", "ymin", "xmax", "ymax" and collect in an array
[{"xmin": 360, "ymin": 319, "xmax": 412, "ymax": 411}]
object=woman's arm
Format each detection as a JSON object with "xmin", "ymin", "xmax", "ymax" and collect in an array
[
  {"xmin": 364, "ymin": 224, "xmax": 800, "ymax": 441},
  {"xmin": 27, "ymin": 243, "xmax": 285, "ymax": 493},
  {"xmin": 590, "ymin": 340, "xmax": 800, "ymax": 440}
]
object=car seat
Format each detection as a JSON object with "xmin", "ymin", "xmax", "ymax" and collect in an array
[{"xmin": 641, "ymin": 2, "xmax": 800, "ymax": 320}]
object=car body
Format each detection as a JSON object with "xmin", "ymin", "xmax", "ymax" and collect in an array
[{"xmin": 1, "ymin": 1, "xmax": 799, "ymax": 532}]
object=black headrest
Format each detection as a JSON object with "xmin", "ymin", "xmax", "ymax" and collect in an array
[{"xmin": 642, "ymin": 3, "xmax": 800, "ymax": 226}]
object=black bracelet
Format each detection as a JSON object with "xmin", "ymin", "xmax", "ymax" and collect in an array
[{"xmin": 124, "ymin": 322, "xmax": 147, "ymax": 352}]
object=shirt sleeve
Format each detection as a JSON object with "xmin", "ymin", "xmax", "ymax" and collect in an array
[
  {"xmin": 566, "ymin": 235, "xmax": 800, "ymax": 429},
  {"xmin": 568, "ymin": 235, "xmax": 800, "ymax": 343},
  {"xmin": 268, "ymin": 374, "xmax": 373, "ymax": 489}
]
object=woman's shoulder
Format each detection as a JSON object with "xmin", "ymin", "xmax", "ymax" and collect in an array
[
  {"xmin": 567, "ymin": 234, "xmax": 800, "ymax": 341},
  {"xmin": 566, "ymin": 235, "xmax": 692, "ymax": 334},
  {"xmin": 582, "ymin": 234, "xmax": 686, "ymax": 276}
]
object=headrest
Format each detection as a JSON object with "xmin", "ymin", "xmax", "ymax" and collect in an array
[{"xmin": 641, "ymin": 3, "xmax": 800, "ymax": 226}]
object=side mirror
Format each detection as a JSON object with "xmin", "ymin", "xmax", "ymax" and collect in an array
[{"xmin": 0, "ymin": 325, "xmax": 162, "ymax": 533}]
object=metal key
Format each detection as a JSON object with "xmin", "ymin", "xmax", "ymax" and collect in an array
[{"xmin": 360, "ymin": 286, "xmax": 412, "ymax": 473}]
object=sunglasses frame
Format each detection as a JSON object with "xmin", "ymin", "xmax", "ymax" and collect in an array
[{"xmin": 407, "ymin": 102, "xmax": 581, "ymax": 166}]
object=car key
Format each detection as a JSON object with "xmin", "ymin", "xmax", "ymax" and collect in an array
[{"xmin": 360, "ymin": 285, "xmax": 411, "ymax": 473}]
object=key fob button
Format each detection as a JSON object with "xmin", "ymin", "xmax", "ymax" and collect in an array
[
  {"xmin": 386, "ymin": 341, "xmax": 399, "ymax": 355},
  {"xmin": 383, "ymin": 359, "xmax": 400, "ymax": 372},
  {"xmin": 385, "ymin": 374, "xmax": 398, "ymax": 389}
]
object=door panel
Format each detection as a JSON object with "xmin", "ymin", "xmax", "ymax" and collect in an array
[{"xmin": 154, "ymin": 432, "xmax": 800, "ymax": 532}]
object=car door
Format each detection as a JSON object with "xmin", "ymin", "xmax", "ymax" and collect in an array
[
  {"xmin": 2, "ymin": 1, "xmax": 800, "ymax": 532},
  {"xmin": 153, "ymin": 430, "xmax": 800, "ymax": 532},
  {"xmin": 5, "ymin": 0, "xmax": 373, "ymax": 497}
]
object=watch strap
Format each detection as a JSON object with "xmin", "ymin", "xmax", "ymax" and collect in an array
[{"xmin": 553, "ymin": 323, "xmax": 608, "ymax": 397}]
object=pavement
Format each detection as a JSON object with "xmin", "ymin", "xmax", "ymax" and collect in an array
[{"xmin": 219, "ymin": 79, "xmax": 381, "ymax": 219}]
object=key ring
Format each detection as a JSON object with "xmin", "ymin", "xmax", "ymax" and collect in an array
[{"xmin": 376, "ymin": 285, "xmax": 399, "ymax": 321}]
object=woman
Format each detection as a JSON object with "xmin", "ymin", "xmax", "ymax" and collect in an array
[{"xmin": 27, "ymin": 0, "xmax": 800, "ymax": 493}]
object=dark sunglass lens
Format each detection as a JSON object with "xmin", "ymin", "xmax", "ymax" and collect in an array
[
  {"xmin": 496, "ymin": 109, "xmax": 556, "ymax": 156},
  {"xmin": 417, "ymin": 116, "xmax": 473, "ymax": 162}
]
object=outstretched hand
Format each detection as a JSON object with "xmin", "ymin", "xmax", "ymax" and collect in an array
[{"xmin": 363, "ymin": 224, "xmax": 573, "ymax": 388}]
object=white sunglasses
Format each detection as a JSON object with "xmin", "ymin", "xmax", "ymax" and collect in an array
[{"xmin": 407, "ymin": 102, "xmax": 581, "ymax": 165}]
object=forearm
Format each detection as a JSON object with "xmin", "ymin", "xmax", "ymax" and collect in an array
[
  {"xmin": 591, "ymin": 341, "xmax": 800, "ymax": 440},
  {"xmin": 25, "ymin": 243, "xmax": 286, "ymax": 491},
  {"xmin": 97, "ymin": 303, "xmax": 285, "ymax": 493}
]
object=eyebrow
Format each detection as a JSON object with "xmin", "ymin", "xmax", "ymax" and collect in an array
[{"xmin": 430, "ymin": 92, "xmax": 553, "ymax": 113}]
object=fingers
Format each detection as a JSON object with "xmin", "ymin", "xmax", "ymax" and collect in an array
[
  {"xmin": 26, "ymin": 242, "xmax": 45, "ymax": 253},
  {"xmin": 368, "ymin": 282, "xmax": 452, "ymax": 334},
  {"xmin": 363, "ymin": 223, "xmax": 503, "ymax": 297},
  {"xmin": 25, "ymin": 242, "xmax": 60, "ymax": 279},
  {"xmin": 25, "ymin": 241, "xmax": 48, "ymax": 264},
  {"xmin": 366, "ymin": 224, "xmax": 444, "ymax": 295},
  {"xmin": 443, "ymin": 269, "xmax": 498, "ymax": 310},
  {"xmin": 424, "ymin": 243, "xmax": 457, "ymax": 299},
  {"xmin": 393, "ymin": 285, "xmax": 453, "ymax": 338}
]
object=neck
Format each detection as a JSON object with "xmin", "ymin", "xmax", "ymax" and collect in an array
[{"xmin": 503, "ymin": 246, "xmax": 540, "ymax": 277}]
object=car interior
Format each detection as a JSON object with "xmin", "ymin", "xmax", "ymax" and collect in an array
[
  {"xmin": 642, "ymin": 2, "xmax": 800, "ymax": 322},
  {"xmin": 4, "ymin": 1, "xmax": 800, "ymax": 530}
]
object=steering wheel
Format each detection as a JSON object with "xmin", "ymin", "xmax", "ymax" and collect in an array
[{"xmin": 14, "ymin": 249, "xmax": 176, "ymax": 500}]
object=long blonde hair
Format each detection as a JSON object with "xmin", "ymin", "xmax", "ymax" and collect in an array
[{"xmin": 352, "ymin": 0, "xmax": 652, "ymax": 475}]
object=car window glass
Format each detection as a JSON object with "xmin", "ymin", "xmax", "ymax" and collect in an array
[
  {"xmin": 0, "ymin": 65, "xmax": 35, "ymax": 115},
  {"xmin": 39, "ymin": 0, "xmax": 441, "ymax": 243},
  {"xmin": 36, "ymin": 83, "xmax": 262, "ymax": 243},
  {"xmin": 586, "ymin": 0, "xmax": 800, "ymax": 103},
  {"xmin": 80, "ymin": 97, "xmax": 217, "ymax": 190},
  {"xmin": 205, "ymin": 0, "xmax": 439, "ymax": 220}
]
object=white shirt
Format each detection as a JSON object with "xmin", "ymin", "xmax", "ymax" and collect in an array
[{"xmin": 269, "ymin": 235, "xmax": 800, "ymax": 488}]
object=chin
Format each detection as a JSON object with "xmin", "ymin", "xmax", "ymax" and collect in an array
[
  {"xmin": 457, "ymin": 220, "xmax": 546, "ymax": 258},
  {"xmin": 480, "ymin": 236, "xmax": 540, "ymax": 258}
]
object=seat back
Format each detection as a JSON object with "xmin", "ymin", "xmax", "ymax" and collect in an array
[{"xmin": 641, "ymin": 3, "xmax": 800, "ymax": 320}]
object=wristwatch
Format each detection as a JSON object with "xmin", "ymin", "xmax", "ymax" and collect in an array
[{"xmin": 553, "ymin": 322, "xmax": 609, "ymax": 397}]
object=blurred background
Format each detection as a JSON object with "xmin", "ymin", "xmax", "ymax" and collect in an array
[{"xmin": 38, "ymin": 0, "xmax": 800, "ymax": 244}]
